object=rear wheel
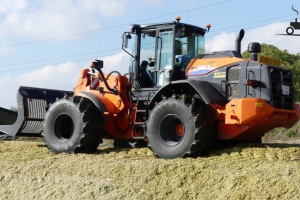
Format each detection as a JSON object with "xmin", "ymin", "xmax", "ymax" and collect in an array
[
  {"xmin": 146, "ymin": 95, "xmax": 215, "ymax": 159},
  {"xmin": 42, "ymin": 96, "xmax": 104, "ymax": 153},
  {"xmin": 286, "ymin": 27, "xmax": 294, "ymax": 35}
]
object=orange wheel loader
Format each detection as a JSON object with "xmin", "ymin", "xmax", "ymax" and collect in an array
[{"xmin": 1, "ymin": 18, "xmax": 299, "ymax": 159}]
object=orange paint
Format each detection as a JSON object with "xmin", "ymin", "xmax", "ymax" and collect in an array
[
  {"xmin": 186, "ymin": 57, "xmax": 244, "ymax": 76},
  {"xmin": 217, "ymin": 98, "xmax": 300, "ymax": 140},
  {"xmin": 176, "ymin": 124, "xmax": 184, "ymax": 137}
]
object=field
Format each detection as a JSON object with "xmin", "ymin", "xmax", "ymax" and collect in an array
[{"xmin": 1, "ymin": 139, "xmax": 300, "ymax": 200}]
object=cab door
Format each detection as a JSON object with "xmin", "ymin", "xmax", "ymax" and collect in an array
[{"xmin": 155, "ymin": 26, "xmax": 175, "ymax": 86}]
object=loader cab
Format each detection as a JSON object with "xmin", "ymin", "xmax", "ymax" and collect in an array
[{"xmin": 123, "ymin": 19, "xmax": 207, "ymax": 88}]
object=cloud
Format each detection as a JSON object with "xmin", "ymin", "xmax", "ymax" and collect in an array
[
  {"xmin": 100, "ymin": 51, "xmax": 131, "ymax": 75},
  {"xmin": 206, "ymin": 22, "xmax": 300, "ymax": 54},
  {"xmin": 133, "ymin": 0, "xmax": 166, "ymax": 6},
  {"xmin": 205, "ymin": 32, "xmax": 236, "ymax": 53},
  {"xmin": 0, "ymin": 0, "xmax": 28, "ymax": 13},
  {"xmin": 0, "ymin": 0, "xmax": 182, "ymax": 40},
  {"xmin": 0, "ymin": 51, "xmax": 130, "ymax": 109},
  {"xmin": 79, "ymin": 0, "xmax": 128, "ymax": 17},
  {"xmin": 0, "ymin": 0, "xmax": 129, "ymax": 39},
  {"xmin": 0, "ymin": 62, "xmax": 80, "ymax": 109}
]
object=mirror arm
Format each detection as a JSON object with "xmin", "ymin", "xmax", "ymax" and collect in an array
[
  {"xmin": 122, "ymin": 45, "xmax": 135, "ymax": 58},
  {"xmin": 122, "ymin": 32, "xmax": 135, "ymax": 58}
]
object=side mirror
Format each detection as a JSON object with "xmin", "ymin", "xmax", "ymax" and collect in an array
[
  {"xmin": 122, "ymin": 32, "xmax": 135, "ymax": 58},
  {"xmin": 122, "ymin": 32, "xmax": 131, "ymax": 48}
]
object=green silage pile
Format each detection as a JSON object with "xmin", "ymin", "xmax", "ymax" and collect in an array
[{"xmin": 0, "ymin": 140, "xmax": 300, "ymax": 199}]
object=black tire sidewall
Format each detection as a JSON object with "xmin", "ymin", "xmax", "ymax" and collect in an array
[
  {"xmin": 147, "ymin": 99, "xmax": 196, "ymax": 158},
  {"xmin": 43, "ymin": 99, "xmax": 83, "ymax": 153},
  {"xmin": 286, "ymin": 27, "xmax": 294, "ymax": 35}
]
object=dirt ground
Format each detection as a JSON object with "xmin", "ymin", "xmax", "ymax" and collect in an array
[{"xmin": 1, "ymin": 139, "xmax": 300, "ymax": 200}]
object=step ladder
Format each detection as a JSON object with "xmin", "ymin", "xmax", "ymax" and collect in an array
[
  {"xmin": 132, "ymin": 94, "xmax": 147, "ymax": 139},
  {"xmin": 131, "ymin": 90, "xmax": 155, "ymax": 139}
]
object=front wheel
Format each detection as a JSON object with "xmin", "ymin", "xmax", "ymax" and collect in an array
[
  {"xmin": 146, "ymin": 95, "xmax": 215, "ymax": 159},
  {"xmin": 286, "ymin": 27, "xmax": 294, "ymax": 35},
  {"xmin": 42, "ymin": 96, "xmax": 104, "ymax": 153}
]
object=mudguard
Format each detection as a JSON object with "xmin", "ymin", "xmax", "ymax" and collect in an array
[
  {"xmin": 77, "ymin": 91, "xmax": 108, "ymax": 112},
  {"xmin": 76, "ymin": 91, "xmax": 121, "ymax": 114},
  {"xmin": 148, "ymin": 79, "xmax": 228, "ymax": 109},
  {"xmin": 187, "ymin": 79, "xmax": 228, "ymax": 105}
]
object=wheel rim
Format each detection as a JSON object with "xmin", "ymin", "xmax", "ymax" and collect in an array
[
  {"xmin": 176, "ymin": 124, "xmax": 184, "ymax": 137},
  {"xmin": 159, "ymin": 114, "xmax": 184, "ymax": 146},
  {"xmin": 286, "ymin": 27, "xmax": 294, "ymax": 35},
  {"xmin": 53, "ymin": 113, "xmax": 74, "ymax": 142}
]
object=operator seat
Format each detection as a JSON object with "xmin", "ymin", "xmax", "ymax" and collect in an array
[{"xmin": 139, "ymin": 60, "xmax": 152, "ymax": 87}]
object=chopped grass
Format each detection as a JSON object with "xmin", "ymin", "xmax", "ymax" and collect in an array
[
  {"xmin": 263, "ymin": 120, "xmax": 300, "ymax": 142},
  {"xmin": 1, "ymin": 140, "xmax": 300, "ymax": 199}
]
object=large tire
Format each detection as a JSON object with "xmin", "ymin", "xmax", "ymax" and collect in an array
[
  {"xmin": 42, "ymin": 96, "xmax": 104, "ymax": 153},
  {"xmin": 146, "ymin": 95, "xmax": 215, "ymax": 159}
]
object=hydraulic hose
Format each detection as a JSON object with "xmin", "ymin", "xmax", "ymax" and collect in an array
[
  {"xmin": 113, "ymin": 109, "xmax": 131, "ymax": 134},
  {"xmin": 98, "ymin": 69, "xmax": 118, "ymax": 94}
]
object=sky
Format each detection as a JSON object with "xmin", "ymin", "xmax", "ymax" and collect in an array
[{"xmin": 0, "ymin": 0, "xmax": 300, "ymax": 108}]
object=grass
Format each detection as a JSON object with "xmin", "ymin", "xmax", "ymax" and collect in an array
[
  {"xmin": 263, "ymin": 120, "xmax": 300, "ymax": 141},
  {"xmin": 1, "ymin": 140, "xmax": 300, "ymax": 199}
]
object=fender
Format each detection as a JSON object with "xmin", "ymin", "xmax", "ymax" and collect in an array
[
  {"xmin": 187, "ymin": 79, "xmax": 228, "ymax": 105},
  {"xmin": 148, "ymin": 79, "xmax": 228, "ymax": 108},
  {"xmin": 76, "ymin": 91, "xmax": 120, "ymax": 114}
]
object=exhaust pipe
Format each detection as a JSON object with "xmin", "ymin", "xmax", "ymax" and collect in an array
[{"xmin": 235, "ymin": 29, "xmax": 245, "ymax": 55}]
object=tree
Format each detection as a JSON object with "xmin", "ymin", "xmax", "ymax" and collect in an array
[
  {"xmin": 243, "ymin": 44, "xmax": 300, "ymax": 101},
  {"xmin": 10, "ymin": 106, "xmax": 17, "ymax": 112}
]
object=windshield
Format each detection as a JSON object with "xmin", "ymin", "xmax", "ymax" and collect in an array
[
  {"xmin": 174, "ymin": 29, "xmax": 205, "ymax": 70},
  {"xmin": 175, "ymin": 30, "xmax": 205, "ymax": 57},
  {"xmin": 179, "ymin": 35, "xmax": 205, "ymax": 56}
]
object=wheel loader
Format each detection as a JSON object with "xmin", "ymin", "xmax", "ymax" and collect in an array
[{"xmin": 0, "ymin": 17, "xmax": 299, "ymax": 159}]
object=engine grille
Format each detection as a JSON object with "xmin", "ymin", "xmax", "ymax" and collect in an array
[{"xmin": 269, "ymin": 66, "xmax": 294, "ymax": 110}]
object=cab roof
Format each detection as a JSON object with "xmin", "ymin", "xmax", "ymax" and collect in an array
[{"xmin": 130, "ymin": 21, "xmax": 207, "ymax": 36}]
